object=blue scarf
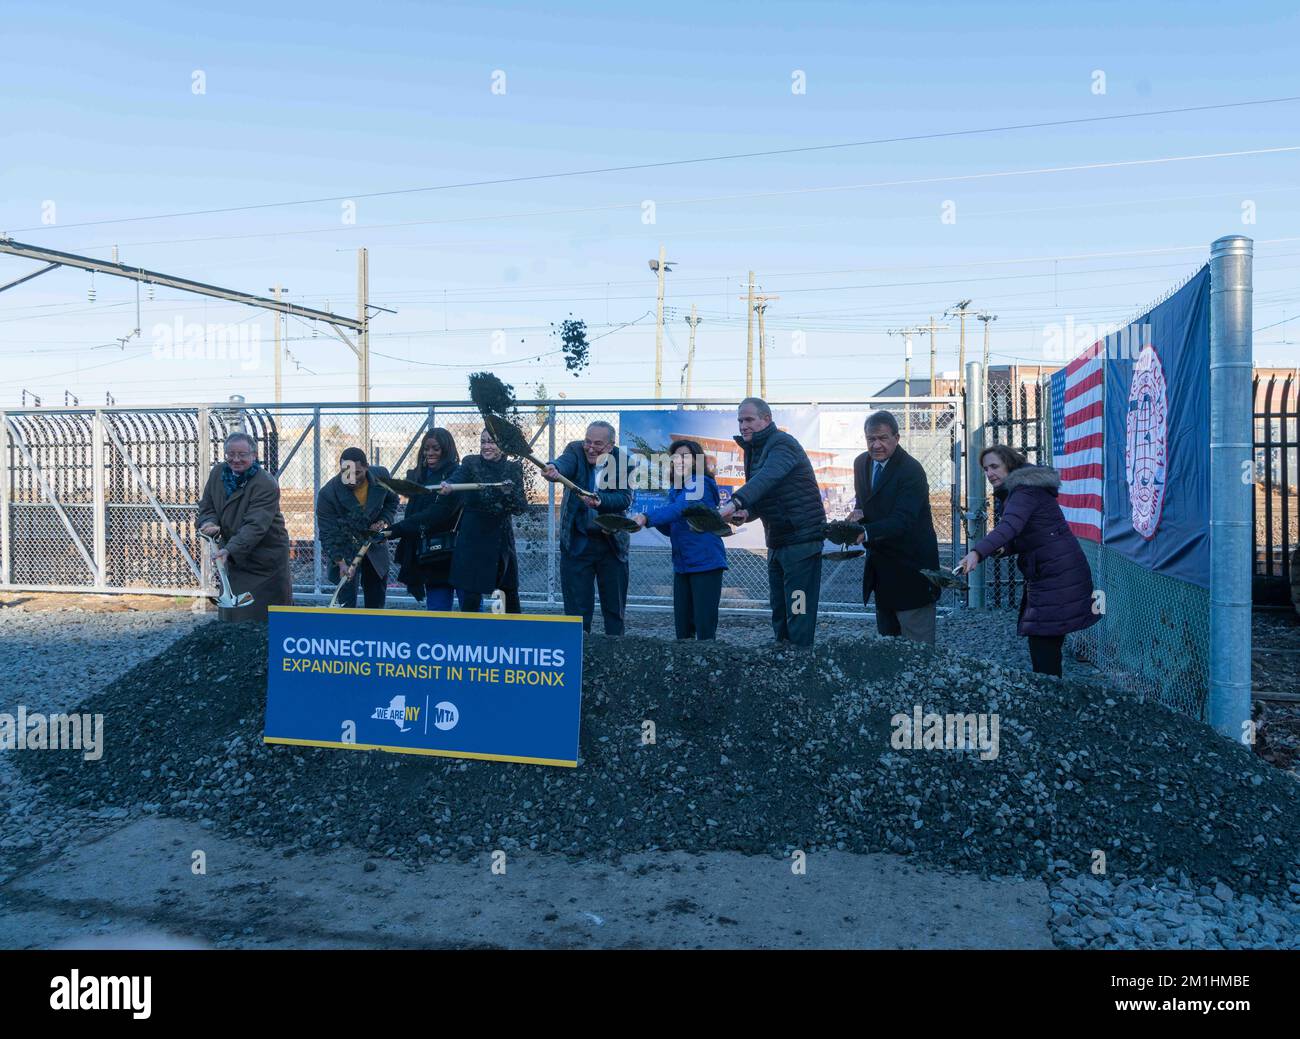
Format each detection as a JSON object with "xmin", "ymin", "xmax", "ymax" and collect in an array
[{"xmin": 221, "ymin": 460, "xmax": 262, "ymax": 496}]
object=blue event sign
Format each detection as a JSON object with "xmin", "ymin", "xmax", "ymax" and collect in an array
[{"xmin": 264, "ymin": 606, "xmax": 584, "ymax": 767}]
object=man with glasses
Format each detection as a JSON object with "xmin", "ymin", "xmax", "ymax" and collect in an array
[
  {"xmin": 197, "ymin": 431, "xmax": 294, "ymax": 620},
  {"xmin": 543, "ymin": 421, "xmax": 633, "ymax": 634},
  {"xmin": 849, "ymin": 410, "xmax": 941, "ymax": 645}
]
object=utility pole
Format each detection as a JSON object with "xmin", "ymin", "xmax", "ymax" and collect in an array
[
  {"xmin": 269, "ymin": 284, "xmax": 288, "ymax": 422},
  {"xmin": 752, "ymin": 293, "xmax": 780, "ymax": 399},
  {"xmin": 945, "ymin": 299, "xmax": 974, "ymax": 395},
  {"xmin": 977, "ymin": 311, "xmax": 998, "ymax": 372},
  {"xmin": 655, "ymin": 245, "xmax": 666, "ymax": 398},
  {"xmin": 684, "ymin": 305, "xmax": 701, "ymax": 399},
  {"xmin": 649, "ymin": 247, "xmax": 674, "ymax": 398},
  {"xmin": 358, "ymin": 248, "xmax": 370, "ymax": 451},
  {"xmin": 910, "ymin": 316, "xmax": 948, "ymax": 430},
  {"xmin": 887, "ymin": 328, "xmax": 920, "ymax": 440},
  {"xmin": 744, "ymin": 270, "xmax": 755, "ymax": 396}
]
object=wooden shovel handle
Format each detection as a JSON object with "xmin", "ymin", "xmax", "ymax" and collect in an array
[
  {"xmin": 521, "ymin": 454, "xmax": 595, "ymax": 499},
  {"xmin": 327, "ymin": 538, "xmax": 378, "ymax": 608}
]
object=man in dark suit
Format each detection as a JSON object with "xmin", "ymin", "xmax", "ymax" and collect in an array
[
  {"xmin": 316, "ymin": 447, "xmax": 399, "ymax": 609},
  {"xmin": 543, "ymin": 421, "xmax": 634, "ymax": 634},
  {"xmin": 851, "ymin": 410, "xmax": 941, "ymax": 644}
]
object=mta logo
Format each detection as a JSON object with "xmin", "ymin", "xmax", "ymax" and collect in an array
[{"xmin": 433, "ymin": 701, "xmax": 459, "ymax": 731}]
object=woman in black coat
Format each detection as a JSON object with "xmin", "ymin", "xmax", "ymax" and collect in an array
[
  {"xmin": 392, "ymin": 428, "xmax": 462, "ymax": 610},
  {"xmin": 439, "ymin": 428, "xmax": 527, "ymax": 613},
  {"xmin": 957, "ymin": 444, "xmax": 1099, "ymax": 676}
]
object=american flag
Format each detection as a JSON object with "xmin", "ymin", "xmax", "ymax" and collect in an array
[{"xmin": 1050, "ymin": 340, "xmax": 1104, "ymax": 541}]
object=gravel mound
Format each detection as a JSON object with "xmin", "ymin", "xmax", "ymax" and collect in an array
[
  {"xmin": 1048, "ymin": 874, "xmax": 1300, "ymax": 950},
  {"xmin": 18, "ymin": 619, "xmax": 1300, "ymax": 900}
]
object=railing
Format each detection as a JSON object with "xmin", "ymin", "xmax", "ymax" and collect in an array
[
  {"xmin": 1253, "ymin": 373, "xmax": 1298, "ymax": 605},
  {"xmin": 1, "ymin": 397, "xmax": 963, "ymax": 617}
]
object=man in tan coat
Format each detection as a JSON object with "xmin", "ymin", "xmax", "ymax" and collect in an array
[{"xmin": 197, "ymin": 431, "xmax": 294, "ymax": 621}]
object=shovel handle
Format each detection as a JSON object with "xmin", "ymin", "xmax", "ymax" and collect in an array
[
  {"xmin": 522, "ymin": 454, "xmax": 596, "ymax": 499},
  {"xmin": 327, "ymin": 538, "xmax": 378, "ymax": 608}
]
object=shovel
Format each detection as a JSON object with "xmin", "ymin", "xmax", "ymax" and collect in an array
[
  {"xmin": 200, "ymin": 532, "xmax": 254, "ymax": 610},
  {"xmin": 327, "ymin": 535, "xmax": 387, "ymax": 608}
]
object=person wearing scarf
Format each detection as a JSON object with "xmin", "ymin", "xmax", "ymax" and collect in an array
[
  {"xmin": 438, "ymin": 428, "xmax": 527, "ymax": 613},
  {"xmin": 197, "ymin": 431, "xmax": 293, "ymax": 621}
]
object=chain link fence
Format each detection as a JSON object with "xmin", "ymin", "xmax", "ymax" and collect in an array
[
  {"xmin": 1038, "ymin": 388, "xmax": 1212, "ymax": 719},
  {"xmin": 3, "ymin": 398, "xmax": 961, "ymax": 616}
]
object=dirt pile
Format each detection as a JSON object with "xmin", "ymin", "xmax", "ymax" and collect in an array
[{"xmin": 19, "ymin": 620, "xmax": 1300, "ymax": 890}]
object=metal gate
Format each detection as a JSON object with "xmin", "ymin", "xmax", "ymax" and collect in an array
[
  {"xmin": 1, "ymin": 406, "xmax": 278, "ymax": 594},
  {"xmin": 980, "ymin": 379, "xmax": 1046, "ymax": 607}
]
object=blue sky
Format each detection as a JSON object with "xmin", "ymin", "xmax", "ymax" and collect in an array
[{"xmin": 1, "ymin": 0, "xmax": 1297, "ymax": 405}]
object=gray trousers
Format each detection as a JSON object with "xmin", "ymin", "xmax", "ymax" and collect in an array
[
  {"xmin": 876, "ymin": 602, "xmax": 937, "ymax": 645},
  {"xmin": 767, "ymin": 541, "xmax": 822, "ymax": 646}
]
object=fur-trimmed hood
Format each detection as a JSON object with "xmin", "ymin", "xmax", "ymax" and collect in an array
[{"xmin": 1001, "ymin": 464, "xmax": 1061, "ymax": 495}]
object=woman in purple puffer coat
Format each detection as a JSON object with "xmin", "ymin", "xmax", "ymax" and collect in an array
[{"xmin": 957, "ymin": 444, "xmax": 1099, "ymax": 676}]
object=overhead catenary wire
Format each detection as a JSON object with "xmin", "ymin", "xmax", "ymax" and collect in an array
[{"xmin": 10, "ymin": 94, "xmax": 1300, "ymax": 234}]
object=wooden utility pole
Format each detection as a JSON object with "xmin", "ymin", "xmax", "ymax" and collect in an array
[
  {"xmin": 744, "ymin": 270, "xmax": 755, "ymax": 396},
  {"xmin": 654, "ymin": 244, "xmax": 666, "ymax": 398},
  {"xmin": 269, "ymin": 284, "xmax": 287, "ymax": 421},
  {"xmin": 946, "ymin": 299, "xmax": 974, "ymax": 395},
  {"xmin": 977, "ymin": 311, "xmax": 998, "ymax": 371},
  {"xmin": 358, "ymin": 248, "xmax": 371, "ymax": 451},
  {"xmin": 910, "ymin": 316, "xmax": 948, "ymax": 430},
  {"xmin": 684, "ymin": 305, "xmax": 701, "ymax": 399},
  {"xmin": 753, "ymin": 294, "xmax": 780, "ymax": 398}
]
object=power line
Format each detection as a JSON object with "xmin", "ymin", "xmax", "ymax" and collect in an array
[
  {"xmin": 37, "ymin": 143, "xmax": 1300, "ymax": 255},
  {"xmin": 11, "ymin": 94, "xmax": 1299, "ymax": 233}
]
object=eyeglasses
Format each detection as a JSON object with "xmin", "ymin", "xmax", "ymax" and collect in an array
[{"xmin": 225, "ymin": 451, "xmax": 254, "ymax": 460}]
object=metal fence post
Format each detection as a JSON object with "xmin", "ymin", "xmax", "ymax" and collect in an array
[
  {"xmin": 0, "ymin": 410, "xmax": 8, "ymax": 587},
  {"xmin": 312, "ymin": 405, "xmax": 322, "ymax": 596},
  {"xmin": 92, "ymin": 409, "xmax": 107, "ymax": 589},
  {"xmin": 1208, "ymin": 235, "xmax": 1253, "ymax": 739},
  {"xmin": 964, "ymin": 361, "xmax": 986, "ymax": 608},
  {"xmin": 547, "ymin": 404, "xmax": 557, "ymax": 607},
  {"xmin": 197, "ymin": 406, "xmax": 211, "ymax": 596},
  {"xmin": 950, "ymin": 416, "xmax": 962, "ymax": 571}
]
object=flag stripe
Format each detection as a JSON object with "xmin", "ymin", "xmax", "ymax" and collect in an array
[{"xmin": 1052, "ymin": 344, "xmax": 1104, "ymax": 543}]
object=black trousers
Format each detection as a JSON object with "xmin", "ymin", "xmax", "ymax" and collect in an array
[
  {"xmin": 460, "ymin": 588, "xmax": 521, "ymax": 614},
  {"xmin": 560, "ymin": 536, "xmax": 629, "ymax": 634},
  {"xmin": 767, "ymin": 541, "xmax": 822, "ymax": 646},
  {"xmin": 673, "ymin": 569, "xmax": 724, "ymax": 640},
  {"xmin": 336, "ymin": 556, "xmax": 387, "ymax": 609},
  {"xmin": 1028, "ymin": 634, "xmax": 1064, "ymax": 676}
]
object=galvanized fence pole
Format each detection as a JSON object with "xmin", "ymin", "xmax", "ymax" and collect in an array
[
  {"xmin": 547, "ymin": 404, "xmax": 557, "ymax": 607},
  {"xmin": 1208, "ymin": 235, "xmax": 1253, "ymax": 739},
  {"xmin": 950, "ymin": 415, "xmax": 962, "ymax": 571},
  {"xmin": 312, "ymin": 405, "xmax": 322, "ymax": 596},
  {"xmin": 0, "ymin": 410, "xmax": 8, "ymax": 586},
  {"xmin": 964, "ymin": 362, "xmax": 986, "ymax": 608},
  {"xmin": 92, "ymin": 409, "xmax": 107, "ymax": 589}
]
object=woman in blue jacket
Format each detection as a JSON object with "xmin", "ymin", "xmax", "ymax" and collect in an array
[{"xmin": 633, "ymin": 439, "xmax": 727, "ymax": 640}]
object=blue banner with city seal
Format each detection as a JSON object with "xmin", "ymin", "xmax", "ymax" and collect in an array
[{"xmin": 264, "ymin": 606, "xmax": 584, "ymax": 767}]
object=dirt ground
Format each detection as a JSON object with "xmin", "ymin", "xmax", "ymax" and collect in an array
[{"xmin": 0, "ymin": 817, "xmax": 1053, "ymax": 950}]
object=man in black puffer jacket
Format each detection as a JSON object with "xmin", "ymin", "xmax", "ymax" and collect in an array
[{"xmin": 719, "ymin": 397, "xmax": 827, "ymax": 645}]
